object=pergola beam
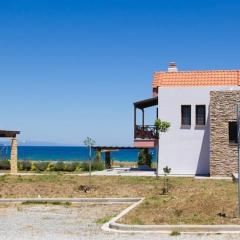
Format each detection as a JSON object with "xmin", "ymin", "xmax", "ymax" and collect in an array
[
  {"xmin": 0, "ymin": 130, "xmax": 20, "ymax": 138},
  {"xmin": 0, "ymin": 129, "xmax": 20, "ymax": 174}
]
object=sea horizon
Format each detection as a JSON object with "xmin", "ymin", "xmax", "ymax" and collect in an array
[{"xmin": 0, "ymin": 145, "xmax": 157, "ymax": 162}]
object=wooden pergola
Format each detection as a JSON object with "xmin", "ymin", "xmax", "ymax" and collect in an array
[
  {"xmin": 0, "ymin": 130, "xmax": 20, "ymax": 174},
  {"xmin": 93, "ymin": 146, "xmax": 140, "ymax": 169}
]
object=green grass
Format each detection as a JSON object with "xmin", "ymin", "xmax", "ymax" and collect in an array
[
  {"xmin": 170, "ymin": 230, "xmax": 181, "ymax": 236},
  {"xmin": 22, "ymin": 201, "xmax": 72, "ymax": 206},
  {"xmin": 96, "ymin": 214, "xmax": 116, "ymax": 224}
]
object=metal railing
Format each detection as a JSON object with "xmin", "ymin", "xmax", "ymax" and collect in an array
[{"xmin": 135, "ymin": 125, "xmax": 157, "ymax": 139}]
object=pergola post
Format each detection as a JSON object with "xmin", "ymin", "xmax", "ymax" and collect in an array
[
  {"xmin": 10, "ymin": 137, "xmax": 18, "ymax": 174},
  {"xmin": 142, "ymin": 109, "xmax": 145, "ymax": 128},
  {"xmin": 105, "ymin": 151, "xmax": 111, "ymax": 169}
]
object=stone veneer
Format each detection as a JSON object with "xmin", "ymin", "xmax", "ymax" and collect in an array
[
  {"xmin": 10, "ymin": 138, "xmax": 18, "ymax": 174},
  {"xmin": 210, "ymin": 91, "xmax": 240, "ymax": 176}
]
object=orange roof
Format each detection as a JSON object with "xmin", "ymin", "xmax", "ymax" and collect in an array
[{"xmin": 153, "ymin": 70, "xmax": 240, "ymax": 88}]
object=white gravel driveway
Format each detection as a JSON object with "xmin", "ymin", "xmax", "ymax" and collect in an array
[{"xmin": 0, "ymin": 203, "xmax": 239, "ymax": 240}]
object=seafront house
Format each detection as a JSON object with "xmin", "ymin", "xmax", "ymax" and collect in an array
[{"xmin": 133, "ymin": 62, "xmax": 240, "ymax": 176}]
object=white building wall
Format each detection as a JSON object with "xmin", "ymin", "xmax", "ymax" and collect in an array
[{"xmin": 157, "ymin": 86, "xmax": 240, "ymax": 175}]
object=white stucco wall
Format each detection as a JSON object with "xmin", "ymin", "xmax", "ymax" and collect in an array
[{"xmin": 157, "ymin": 86, "xmax": 240, "ymax": 175}]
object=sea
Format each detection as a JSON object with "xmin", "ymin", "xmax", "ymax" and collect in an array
[{"xmin": 0, "ymin": 146, "xmax": 157, "ymax": 162}]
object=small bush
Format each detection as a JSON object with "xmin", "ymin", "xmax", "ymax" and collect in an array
[
  {"xmin": 94, "ymin": 150, "xmax": 102, "ymax": 162},
  {"xmin": 18, "ymin": 161, "xmax": 32, "ymax": 171},
  {"xmin": 46, "ymin": 162, "xmax": 55, "ymax": 171},
  {"xmin": 34, "ymin": 161, "xmax": 50, "ymax": 171},
  {"xmin": 92, "ymin": 161, "xmax": 104, "ymax": 171},
  {"xmin": 170, "ymin": 230, "xmax": 180, "ymax": 236},
  {"xmin": 64, "ymin": 162, "xmax": 79, "ymax": 172},
  {"xmin": 0, "ymin": 160, "xmax": 10, "ymax": 170},
  {"xmin": 53, "ymin": 161, "xmax": 65, "ymax": 171},
  {"xmin": 30, "ymin": 162, "xmax": 37, "ymax": 171},
  {"xmin": 137, "ymin": 149, "xmax": 152, "ymax": 167},
  {"xmin": 96, "ymin": 215, "xmax": 115, "ymax": 224},
  {"xmin": 81, "ymin": 161, "xmax": 104, "ymax": 171},
  {"xmin": 81, "ymin": 161, "xmax": 90, "ymax": 171}
]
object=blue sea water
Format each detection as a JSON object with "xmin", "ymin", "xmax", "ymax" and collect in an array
[{"xmin": 0, "ymin": 146, "xmax": 156, "ymax": 162}]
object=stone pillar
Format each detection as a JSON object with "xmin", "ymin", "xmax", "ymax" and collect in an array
[{"xmin": 10, "ymin": 137, "xmax": 18, "ymax": 174}]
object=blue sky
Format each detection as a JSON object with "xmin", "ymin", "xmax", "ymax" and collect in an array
[{"xmin": 0, "ymin": 0, "xmax": 240, "ymax": 146}]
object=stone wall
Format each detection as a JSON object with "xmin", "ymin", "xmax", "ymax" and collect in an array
[{"xmin": 210, "ymin": 91, "xmax": 240, "ymax": 176}]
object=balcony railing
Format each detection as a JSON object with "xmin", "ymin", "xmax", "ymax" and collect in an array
[{"xmin": 135, "ymin": 125, "xmax": 157, "ymax": 139}]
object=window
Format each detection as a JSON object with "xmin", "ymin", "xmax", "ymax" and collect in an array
[
  {"xmin": 229, "ymin": 121, "xmax": 238, "ymax": 144},
  {"xmin": 196, "ymin": 105, "xmax": 206, "ymax": 126},
  {"xmin": 181, "ymin": 105, "xmax": 191, "ymax": 126}
]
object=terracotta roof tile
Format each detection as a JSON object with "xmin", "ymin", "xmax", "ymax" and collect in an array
[{"xmin": 152, "ymin": 70, "xmax": 240, "ymax": 88}]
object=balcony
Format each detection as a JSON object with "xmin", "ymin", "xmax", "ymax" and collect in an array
[
  {"xmin": 135, "ymin": 125, "xmax": 157, "ymax": 139},
  {"xmin": 133, "ymin": 97, "xmax": 158, "ymax": 148}
]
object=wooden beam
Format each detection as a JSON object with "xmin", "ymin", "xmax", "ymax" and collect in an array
[{"xmin": 0, "ymin": 130, "xmax": 20, "ymax": 138}]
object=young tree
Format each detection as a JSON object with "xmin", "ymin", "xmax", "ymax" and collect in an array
[
  {"xmin": 162, "ymin": 166, "xmax": 171, "ymax": 194},
  {"xmin": 154, "ymin": 118, "xmax": 171, "ymax": 177},
  {"xmin": 83, "ymin": 137, "xmax": 96, "ymax": 187}
]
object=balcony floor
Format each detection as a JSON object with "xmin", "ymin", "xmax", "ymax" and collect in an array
[{"xmin": 134, "ymin": 139, "xmax": 158, "ymax": 148}]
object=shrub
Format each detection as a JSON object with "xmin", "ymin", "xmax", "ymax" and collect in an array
[
  {"xmin": 46, "ymin": 162, "xmax": 55, "ymax": 171},
  {"xmin": 34, "ymin": 161, "xmax": 50, "ymax": 171},
  {"xmin": 170, "ymin": 230, "xmax": 180, "ymax": 236},
  {"xmin": 137, "ymin": 149, "xmax": 152, "ymax": 167},
  {"xmin": 0, "ymin": 160, "xmax": 10, "ymax": 170},
  {"xmin": 81, "ymin": 161, "xmax": 90, "ymax": 171},
  {"xmin": 64, "ymin": 162, "xmax": 79, "ymax": 172},
  {"xmin": 75, "ymin": 164, "xmax": 82, "ymax": 172},
  {"xmin": 81, "ymin": 161, "xmax": 104, "ymax": 171},
  {"xmin": 92, "ymin": 161, "xmax": 104, "ymax": 171},
  {"xmin": 18, "ymin": 161, "xmax": 32, "ymax": 171},
  {"xmin": 94, "ymin": 150, "xmax": 102, "ymax": 162},
  {"xmin": 18, "ymin": 162, "xmax": 23, "ymax": 171},
  {"xmin": 30, "ymin": 162, "xmax": 37, "ymax": 171},
  {"xmin": 53, "ymin": 161, "xmax": 65, "ymax": 171}
]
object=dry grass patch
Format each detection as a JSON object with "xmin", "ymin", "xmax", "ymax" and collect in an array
[
  {"xmin": 0, "ymin": 175, "xmax": 239, "ymax": 224},
  {"xmin": 120, "ymin": 178, "xmax": 239, "ymax": 225}
]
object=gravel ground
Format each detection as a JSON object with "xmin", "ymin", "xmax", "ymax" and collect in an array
[{"xmin": 0, "ymin": 204, "xmax": 239, "ymax": 240}]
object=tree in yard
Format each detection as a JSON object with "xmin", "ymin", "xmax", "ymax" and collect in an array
[
  {"xmin": 154, "ymin": 118, "xmax": 171, "ymax": 177},
  {"xmin": 83, "ymin": 137, "xmax": 96, "ymax": 187},
  {"xmin": 162, "ymin": 166, "xmax": 171, "ymax": 194}
]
